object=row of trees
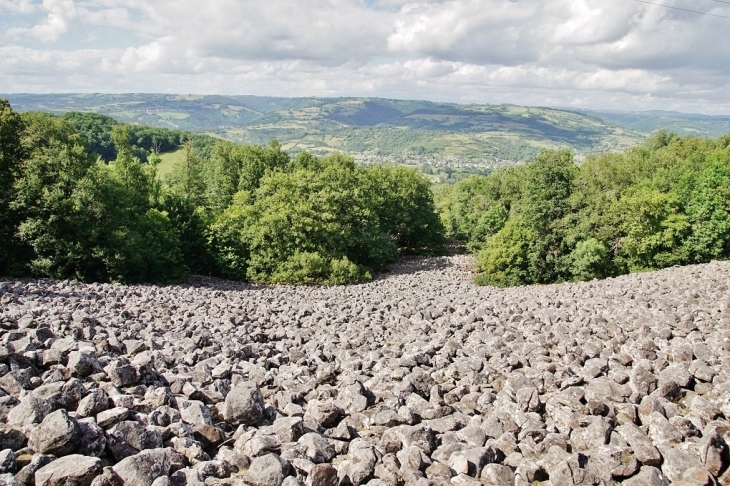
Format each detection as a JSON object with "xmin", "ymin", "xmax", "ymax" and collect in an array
[
  {"xmin": 63, "ymin": 112, "xmax": 215, "ymax": 163},
  {"xmin": 0, "ymin": 101, "xmax": 445, "ymax": 284},
  {"xmin": 439, "ymin": 131, "xmax": 730, "ymax": 286}
]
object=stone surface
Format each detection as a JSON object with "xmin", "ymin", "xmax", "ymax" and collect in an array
[
  {"xmin": 27, "ymin": 409, "xmax": 81, "ymax": 456},
  {"xmin": 34, "ymin": 455, "xmax": 102, "ymax": 486},
  {"xmin": 0, "ymin": 257, "xmax": 729, "ymax": 486},
  {"xmin": 247, "ymin": 453, "xmax": 290, "ymax": 486},
  {"xmin": 112, "ymin": 449, "xmax": 172, "ymax": 486},
  {"xmin": 223, "ymin": 382, "xmax": 265, "ymax": 425}
]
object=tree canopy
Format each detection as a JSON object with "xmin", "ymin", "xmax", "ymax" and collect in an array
[{"xmin": 0, "ymin": 100, "xmax": 446, "ymax": 284}]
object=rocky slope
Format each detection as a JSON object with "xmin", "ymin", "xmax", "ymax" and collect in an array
[{"xmin": 0, "ymin": 256, "xmax": 729, "ymax": 486}]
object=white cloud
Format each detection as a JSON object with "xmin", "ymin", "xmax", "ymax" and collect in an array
[
  {"xmin": 6, "ymin": 0, "xmax": 80, "ymax": 42},
  {"xmin": 1, "ymin": 0, "xmax": 730, "ymax": 114},
  {"xmin": 0, "ymin": 0, "xmax": 36, "ymax": 14}
]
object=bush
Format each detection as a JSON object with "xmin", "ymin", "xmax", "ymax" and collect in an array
[
  {"xmin": 475, "ymin": 218, "xmax": 534, "ymax": 287},
  {"xmin": 570, "ymin": 238, "xmax": 609, "ymax": 281}
]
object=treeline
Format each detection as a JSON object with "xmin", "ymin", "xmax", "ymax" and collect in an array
[
  {"xmin": 0, "ymin": 100, "xmax": 445, "ymax": 284},
  {"xmin": 439, "ymin": 131, "xmax": 730, "ymax": 286},
  {"xmin": 63, "ymin": 112, "xmax": 216, "ymax": 163}
]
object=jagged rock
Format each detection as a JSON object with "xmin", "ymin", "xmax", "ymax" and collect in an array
[
  {"xmin": 614, "ymin": 422, "xmax": 662, "ymax": 466},
  {"xmin": 34, "ymin": 455, "xmax": 102, "ymax": 486},
  {"xmin": 106, "ymin": 421, "xmax": 163, "ymax": 461},
  {"xmin": 307, "ymin": 464, "xmax": 339, "ymax": 486},
  {"xmin": 112, "ymin": 448, "xmax": 172, "ymax": 486},
  {"xmin": 0, "ymin": 473, "xmax": 22, "ymax": 486},
  {"xmin": 89, "ymin": 467, "xmax": 123, "ymax": 486},
  {"xmin": 0, "ymin": 450, "xmax": 14, "ymax": 474},
  {"xmin": 175, "ymin": 398, "xmax": 212, "ymax": 427},
  {"xmin": 27, "ymin": 409, "xmax": 80, "ymax": 456},
  {"xmin": 76, "ymin": 389, "xmax": 110, "ymax": 417},
  {"xmin": 96, "ymin": 407, "xmax": 131, "ymax": 428},
  {"xmin": 15, "ymin": 452, "xmax": 53, "ymax": 484},
  {"xmin": 298, "ymin": 433, "xmax": 336, "ymax": 464},
  {"xmin": 223, "ymin": 382, "xmax": 264, "ymax": 424},
  {"xmin": 78, "ymin": 418, "xmax": 107, "ymax": 456},
  {"xmin": 622, "ymin": 466, "xmax": 668, "ymax": 486},
  {"xmin": 336, "ymin": 439, "xmax": 377, "ymax": 485},
  {"xmin": 480, "ymin": 464, "xmax": 513, "ymax": 485},
  {"xmin": 105, "ymin": 359, "xmax": 138, "ymax": 387},
  {"xmin": 6, "ymin": 396, "xmax": 52, "ymax": 427},
  {"xmin": 247, "ymin": 453, "xmax": 290, "ymax": 486}
]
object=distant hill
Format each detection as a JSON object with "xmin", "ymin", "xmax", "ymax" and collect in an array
[
  {"xmin": 6, "ymin": 93, "xmax": 726, "ymax": 166},
  {"xmin": 583, "ymin": 109, "xmax": 730, "ymax": 138}
]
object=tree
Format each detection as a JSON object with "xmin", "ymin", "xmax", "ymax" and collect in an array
[
  {"xmin": 520, "ymin": 150, "xmax": 576, "ymax": 283},
  {"xmin": 613, "ymin": 188, "xmax": 690, "ymax": 271},
  {"xmin": 359, "ymin": 165, "xmax": 446, "ymax": 254},
  {"xmin": 168, "ymin": 139, "xmax": 206, "ymax": 206},
  {"xmin": 476, "ymin": 217, "xmax": 534, "ymax": 287},
  {"xmin": 0, "ymin": 100, "xmax": 26, "ymax": 274}
]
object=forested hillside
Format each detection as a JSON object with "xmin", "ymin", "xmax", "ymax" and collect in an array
[
  {"xmin": 4, "ymin": 93, "xmax": 645, "ymax": 165},
  {"xmin": 439, "ymin": 131, "xmax": 730, "ymax": 286},
  {"xmin": 0, "ymin": 100, "xmax": 445, "ymax": 285}
]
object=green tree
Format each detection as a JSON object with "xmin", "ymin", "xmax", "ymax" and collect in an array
[
  {"xmin": 168, "ymin": 139, "xmax": 206, "ymax": 206},
  {"xmin": 0, "ymin": 100, "xmax": 27, "ymax": 274},
  {"xmin": 360, "ymin": 165, "xmax": 446, "ymax": 254},
  {"xmin": 614, "ymin": 188, "xmax": 690, "ymax": 271},
  {"xmin": 681, "ymin": 155, "xmax": 730, "ymax": 262},
  {"xmin": 475, "ymin": 217, "xmax": 535, "ymax": 287},
  {"xmin": 520, "ymin": 149, "xmax": 576, "ymax": 283},
  {"xmin": 570, "ymin": 238, "xmax": 610, "ymax": 281}
]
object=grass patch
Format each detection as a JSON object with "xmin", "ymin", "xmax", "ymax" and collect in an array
[{"xmin": 156, "ymin": 148, "xmax": 185, "ymax": 180}]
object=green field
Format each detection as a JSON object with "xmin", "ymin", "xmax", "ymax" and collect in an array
[{"xmin": 156, "ymin": 148, "xmax": 184, "ymax": 180}]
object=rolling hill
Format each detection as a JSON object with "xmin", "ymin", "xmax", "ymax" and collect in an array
[{"xmin": 4, "ymin": 93, "xmax": 727, "ymax": 166}]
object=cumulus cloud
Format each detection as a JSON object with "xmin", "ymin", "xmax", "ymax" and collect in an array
[
  {"xmin": 1, "ymin": 0, "xmax": 730, "ymax": 113},
  {"xmin": 6, "ymin": 0, "xmax": 80, "ymax": 41}
]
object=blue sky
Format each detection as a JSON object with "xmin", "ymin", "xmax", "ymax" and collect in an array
[{"xmin": 2, "ymin": 0, "xmax": 730, "ymax": 114}]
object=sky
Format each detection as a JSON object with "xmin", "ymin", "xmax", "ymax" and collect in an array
[{"xmin": 1, "ymin": 0, "xmax": 730, "ymax": 114}]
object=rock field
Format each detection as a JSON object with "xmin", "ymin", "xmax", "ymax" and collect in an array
[{"xmin": 1, "ymin": 255, "xmax": 730, "ymax": 486}]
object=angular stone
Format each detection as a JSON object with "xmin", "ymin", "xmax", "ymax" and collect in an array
[
  {"xmin": 615, "ymin": 422, "xmax": 662, "ymax": 466},
  {"xmin": 658, "ymin": 445, "xmax": 703, "ymax": 483},
  {"xmin": 27, "ymin": 409, "xmax": 81, "ymax": 456},
  {"xmin": 34, "ymin": 455, "xmax": 102, "ymax": 486},
  {"xmin": 223, "ymin": 382, "xmax": 264, "ymax": 425},
  {"xmin": 307, "ymin": 464, "xmax": 339, "ymax": 486},
  {"xmin": 76, "ymin": 389, "xmax": 110, "ymax": 418},
  {"xmin": 336, "ymin": 439, "xmax": 377, "ymax": 485},
  {"xmin": 698, "ymin": 426, "xmax": 728, "ymax": 476},
  {"xmin": 622, "ymin": 466, "xmax": 668, "ymax": 486},
  {"xmin": 0, "ymin": 450, "xmax": 14, "ymax": 474},
  {"xmin": 175, "ymin": 398, "xmax": 212, "ymax": 427},
  {"xmin": 247, "ymin": 454, "xmax": 290, "ymax": 486},
  {"xmin": 6, "ymin": 396, "xmax": 52, "ymax": 427},
  {"xmin": 298, "ymin": 433, "xmax": 335, "ymax": 464},
  {"xmin": 14, "ymin": 453, "xmax": 53, "ymax": 484},
  {"xmin": 585, "ymin": 445, "xmax": 638, "ymax": 480},
  {"xmin": 481, "ymin": 464, "xmax": 513, "ymax": 485},
  {"xmin": 105, "ymin": 359, "xmax": 138, "ymax": 387},
  {"xmin": 96, "ymin": 407, "xmax": 130, "ymax": 428},
  {"xmin": 112, "ymin": 448, "xmax": 172, "ymax": 486}
]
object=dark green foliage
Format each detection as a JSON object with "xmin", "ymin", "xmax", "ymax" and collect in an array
[
  {"xmin": 206, "ymin": 154, "xmax": 444, "ymax": 284},
  {"xmin": 7, "ymin": 110, "xmax": 187, "ymax": 283},
  {"xmin": 161, "ymin": 194, "xmax": 217, "ymax": 276},
  {"xmin": 1, "ymin": 102, "xmax": 447, "ymax": 285},
  {"xmin": 451, "ymin": 133, "xmax": 730, "ymax": 287},
  {"xmin": 0, "ymin": 99, "xmax": 28, "ymax": 274},
  {"xmin": 63, "ymin": 111, "xmax": 216, "ymax": 163},
  {"xmin": 359, "ymin": 165, "xmax": 447, "ymax": 254}
]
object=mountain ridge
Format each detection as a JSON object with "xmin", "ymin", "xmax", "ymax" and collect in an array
[{"xmin": 4, "ymin": 93, "xmax": 729, "ymax": 166}]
